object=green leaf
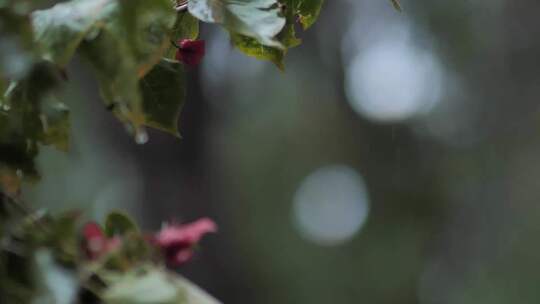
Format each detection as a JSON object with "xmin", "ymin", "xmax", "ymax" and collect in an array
[
  {"xmin": 0, "ymin": 61, "xmax": 68, "ymax": 191},
  {"xmin": 31, "ymin": 0, "xmax": 116, "ymax": 67},
  {"xmin": 287, "ymin": 0, "xmax": 325, "ymax": 30},
  {"xmin": 140, "ymin": 59, "xmax": 186, "ymax": 137},
  {"xmin": 231, "ymin": 34, "xmax": 285, "ymax": 70},
  {"xmin": 103, "ymin": 268, "xmax": 187, "ymax": 304},
  {"xmin": 1, "ymin": 61, "xmax": 69, "ymax": 152},
  {"xmin": 105, "ymin": 211, "xmax": 138, "ymax": 237},
  {"xmin": 31, "ymin": 0, "xmax": 179, "ymax": 139},
  {"xmin": 188, "ymin": 0, "xmax": 286, "ymax": 48},
  {"xmin": 102, "ymin": 266, "xmax": 222, "ymax": 304},
  {"xmin": 46, "ymin": 211, "xmax": 80, "ymax": 264},
  {"xmin": 165, "ymin": 12, "xmax": 200, "ymax": 60},
  {"xmin": 74, "ymin": 0, "xmax": 187, "ymax": 139},
  {"xmin": 117, "ymin": 0, "xmax": 177, "ymax": 78},
  {"xmin": 172, "ymin": 12, "xmax": 200, "ymax": 41},
  {"xmin": 79, "ymin": 27, "xmax": 146, "ymax": 135},
  {"xmin": 231, "ymin": 0, "xmax": 323, "ymax": 69}
]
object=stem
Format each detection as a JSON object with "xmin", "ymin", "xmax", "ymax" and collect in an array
[
  {"xmin": 171, "ymin": 39, "xmax": 181, "ymax": 49},
  {"xmin": 174, "ymin": 0, "xmax": 188, "ymax": 12}
]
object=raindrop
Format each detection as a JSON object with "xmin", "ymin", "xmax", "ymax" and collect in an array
[{"xmin": 135, "ymin": 129, "xmax": 149, "ymax": 145}]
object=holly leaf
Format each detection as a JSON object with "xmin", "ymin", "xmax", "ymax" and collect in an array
[
  {"xmin": 140, "ymin": 59, "xmax": 186, "ymax": 137},
  {"xmin": 105, "ymin": 211, "xmax": 138, "ymax": 237},
  {"xmin": 188, "ymin": 0, "xmax": 286, "ymax": 48}
]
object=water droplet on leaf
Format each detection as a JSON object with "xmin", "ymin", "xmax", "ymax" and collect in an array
[{"xmin": 135, "ymin": 129, "xmax": 149, "ymax": 144}]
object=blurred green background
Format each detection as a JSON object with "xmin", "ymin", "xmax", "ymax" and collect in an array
[{"xmin": 22, "ymin": 0, "xmax": 540, "ymax": 303}]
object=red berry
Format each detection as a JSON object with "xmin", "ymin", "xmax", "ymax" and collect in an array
[{"xmin": 175, "ymin": 39, "xmax": 206, "ymax": 66}]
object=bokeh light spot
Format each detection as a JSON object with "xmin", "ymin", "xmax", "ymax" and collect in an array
[
  {"xmin": 344, "ymin": 33, "xmax": 443, "ymax": 123},
  {"xmin": 292, "ymin": 165, "xmax": 370, "ymax": 246}
]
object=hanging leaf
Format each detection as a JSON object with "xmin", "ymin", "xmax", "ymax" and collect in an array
[
  {"xmin": 140, "ymin": 59, "xmax": 186, "ymax": 137},
  {"xmin": 165, "ymin": 12, "xmax": 200, "ymax": 60},
  {"xmin": 231, "ymin": 34, "xmax": 285, "ymax": 70},
  {"xmin": 231, "ymin": 0, "xmax": 324, "ymax": 69},
  {"xmin": 31, "ymin": 0, "xmax": 115, "ymax": 67},
  {"xmin": 188, "ymin": 0, "xmax": 286, "ymax": 48},
  {"xmin": 31, "ymin": 0, "xmax": 179, "ymax": 139},
  {"xmin": 116, "ymin": 0, "xmax": 177, "ymax": 78},
  {"xmin": 79, "ymin": 27, "xmax": 146, "ymax": 134}
]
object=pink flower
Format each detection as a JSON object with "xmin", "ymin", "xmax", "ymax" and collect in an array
[
  {"xmin": 82, "ymin": 222, "xmax": 120, "ymax": 260},
  {"xmin": 152, "ymin": 218, "xmax": 217, "ymax": 266},
  {"xmin": 175, "ymin": 39, "xmax": 206, "ymax": 66}
]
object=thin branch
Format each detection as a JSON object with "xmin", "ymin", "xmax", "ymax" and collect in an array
[{"xmin": 174, "ymin": 0, "xmax": 188, "ymax": 12}]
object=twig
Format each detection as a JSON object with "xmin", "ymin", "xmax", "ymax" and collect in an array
[{"xmin": 174, "ymin": 0, "xmax": 188, "ymax": 12}]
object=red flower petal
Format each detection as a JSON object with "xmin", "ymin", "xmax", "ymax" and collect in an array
[
  {"xmin": 175, "ymin": 39, "xmax": 206, "ymax": 67},
  {"xmin": 82, "ymin": 222, "xmax": 106, "ymax": 260},
  {"xmin": 153, "ymin": 217, "xmax": 217, "ymax": 266},
  {"xmin": 83, "ymin": 222, "xmax": 104, "ymax": 240},
  {"xmin": 81, "ymin": 222, "xmax": 122, "ymax": 260}
]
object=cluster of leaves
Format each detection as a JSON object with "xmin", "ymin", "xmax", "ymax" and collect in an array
[
  {"xmin": 0, "ymin": 193, "xmax": 218, "ymax": 303},
  {"xmin": 0, "ymin": 0, "xmax": 397, "ymax": 303},
  {"xmin": 0, "ymin": 0, "xmax": 327, "ymax": 193},
  {"xmin": 0, "ymin": 0, "xmax": 329, "ymax": 302}
]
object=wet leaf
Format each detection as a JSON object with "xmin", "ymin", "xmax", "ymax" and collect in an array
[
  {"xmin": 188, "ymin": 0, "xmax": 286, "ymax": 48},
  {"xmin": 102, "ymin": 266, "xmax": 222, "ymax": 304},
  {"xmin": 140, "ymin": 59, "xmax": 186, "ymax": 137},
  {"xmin": 31, "ymin": 0, "xmax": 115, "ymax": 67},
  {"xmin": 231, "ymin": 0, "xmax": 323, "ymax": 69},
  {"xmin": 166, "ymin": 12, "xmax": 200, "ymax": 60},
  {"xmin": 231, "ymin": 34, "xmax": 285, "ymax": 70}
]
